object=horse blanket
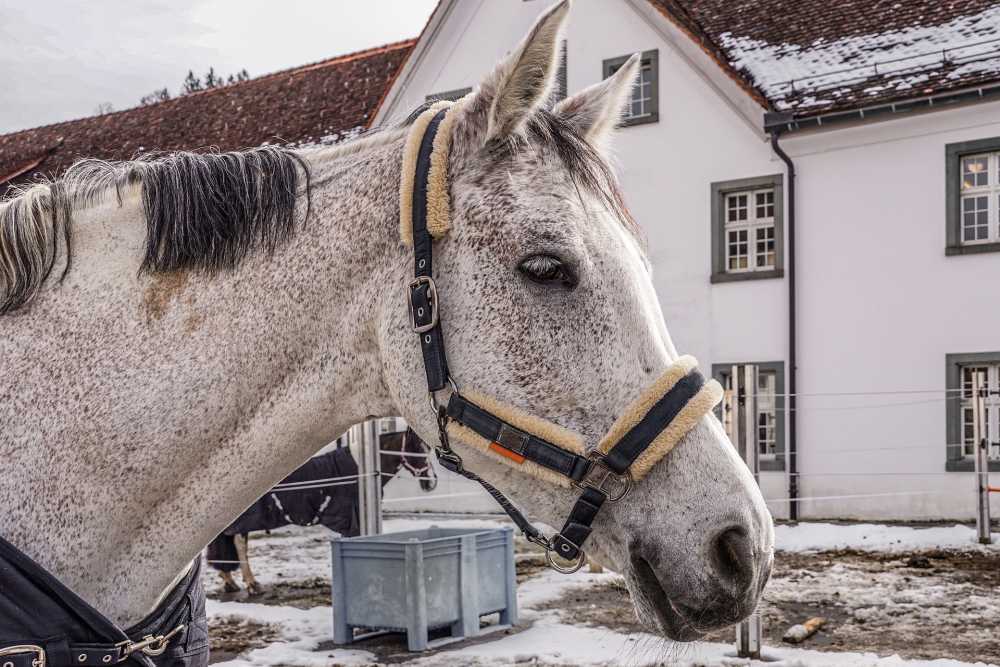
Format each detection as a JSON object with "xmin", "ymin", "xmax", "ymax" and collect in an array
[
  {"xmin": 223, "ymin": 447, "xmax": 360, "ymax": 538},
  {"xmin": 0, "ymin": 535, "xmax": 208, "ymax": 667}
]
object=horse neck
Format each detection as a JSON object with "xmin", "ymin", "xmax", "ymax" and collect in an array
[{"xmin": 0, "ymin": 131, "xmax": 408, "ymax": 627}]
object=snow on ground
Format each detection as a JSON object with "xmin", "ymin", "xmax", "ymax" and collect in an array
[
  {"xmin": 205, "ymin": 519, "xmax": 1000, "ymax": 667},
  {"xmin": 775, "ymin": 521, "xmax": 1000, "ymax": 553}
]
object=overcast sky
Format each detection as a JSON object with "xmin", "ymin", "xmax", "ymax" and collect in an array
[{"xmin": 0, "ymin": 1, "xmax": 437, "ymax": 135}]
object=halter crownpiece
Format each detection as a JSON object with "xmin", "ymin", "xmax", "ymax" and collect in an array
[{"xmin": 400, "ymin": 102, "xmax": 723, "ymax": 572}]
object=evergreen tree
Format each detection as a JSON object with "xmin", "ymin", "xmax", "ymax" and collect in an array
[{"xmin": 182, "ymin": 70, "xmax": 203, "ymax": 95}]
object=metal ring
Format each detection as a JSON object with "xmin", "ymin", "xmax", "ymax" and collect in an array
[
  {"xmin": 545, "ymin": 547, "xmax": 587, "ymax": 574},
  {"xmin": 77, "ymin": 656, "xmax": 86, "ymax": 663},
  {"xmin": 101, "ymin": 657, "xmax": 111, "ymax": 664},
  {"xmin": 6, "ymin": 660, "xmax": 16, "ymax": 667},
  {"xmin": 427, "ymin": 377, "xmax": 461, "ymax": 416}
]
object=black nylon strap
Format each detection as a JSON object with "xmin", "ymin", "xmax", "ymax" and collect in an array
[
  {"xmin": 602, "ymin": 369, "xmax": 705, "ymax": 474},
  {"xmin": 551, "ymin": 488, "xmax": 606, "ymax": 561},
  {"xmin": 410, "ymin": 109, "xmax": 451, "ymax": 392},
  {"xmin": 447, "ymin": 393, "xmax": 591, "ymax": 482}
]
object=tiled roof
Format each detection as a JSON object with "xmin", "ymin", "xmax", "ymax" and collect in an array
[
  {"xmin": 649, "ymin": 0, "xmax": 1000, "ymax": 118},
  {"xmin": 0, "ymin": 39, "xmax": 415, "ymax": 190}
]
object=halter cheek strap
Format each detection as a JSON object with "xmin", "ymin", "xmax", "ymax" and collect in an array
[{"xmin": 401, "ymin": 102, "xmax": 723, "ymax": 571}]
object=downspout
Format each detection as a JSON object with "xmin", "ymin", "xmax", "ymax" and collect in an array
[{"xmin": 769, "ymin": 129, "xmax": 798, "ymax": 522}]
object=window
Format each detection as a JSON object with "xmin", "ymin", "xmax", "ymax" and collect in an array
[
  {"xmin": 712, "ymin": 362, "xmax": 785, "ymax": 471},
  {"xmin": 711, "ymin": 175, "xmax": 784, "ymax": 283},
  {"xmin": 945, "ymin": 138, "xmax": 1000, "ymax": 255},
  {"xmin": 602, "ymin": 50, "xmax": 658, "ymax": 127},
  {"xmin": 945, "ymin": 352, "xmax": 1000, "ymax": 471},
  {"xmin": 425, "ymin": 87, "xmax": 472, "ymax": 103}
]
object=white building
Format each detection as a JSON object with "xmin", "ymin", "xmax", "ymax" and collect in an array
[{"xmin": 378, "ymin": 0, "xmax": 1000, "ymax": 521}]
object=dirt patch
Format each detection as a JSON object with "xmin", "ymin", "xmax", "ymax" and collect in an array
[
  {"xmin": 536, "ymin": 549, "xmax": 1000, "ymax": 664},
  {"xmin": 214, "ymin": 576, "xmax": 332, "ymax": 610},
  {"xmin": 208, "ymin": 617, "xmax": 280, "ymax": 664}
]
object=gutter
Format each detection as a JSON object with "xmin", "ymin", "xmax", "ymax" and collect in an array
[
  {"xmin": 764, "ymin": 82, "xmax": 1000, "ymax": 134},
  {"xmin": 767, "ymin": 129, "xmax": 798, "ymax": 522}
]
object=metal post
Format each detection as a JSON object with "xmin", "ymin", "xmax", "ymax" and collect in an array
[
  {"xmin": 973, "ymin": 375, "xmax": 992, "ymax": 545},
  {"xmin": 735, "ymin": 365, "xmax": 762, "ymax": 659},
  {"xmin": 353, "ymin": 419, "xmax": 383, "ymax": 536}
]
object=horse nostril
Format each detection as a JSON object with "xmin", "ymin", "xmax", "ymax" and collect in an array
[{"xmin": 711, "ymin": 526, "xmax": 755, "ymax": 594}]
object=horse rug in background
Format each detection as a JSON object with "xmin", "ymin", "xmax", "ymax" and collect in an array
[
  {"xmin": 222, "ymin": 447, "xmax": 360, "ymax": 538},
  {"xmin": 0, "ymin": 535, "xmax": 208, "ymax": 667}
]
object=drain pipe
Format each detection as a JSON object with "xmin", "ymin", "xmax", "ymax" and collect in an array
[{"xmin": 769, "ymin": 128, "xmax": 798, "ymax": 522}]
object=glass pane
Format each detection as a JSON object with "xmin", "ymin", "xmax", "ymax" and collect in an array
[
  {"xmin": 962, "ymin": 156, "xmax": 988, "ymax": 189},
  {"xmin": 755, "ymin": 190, "xmax": 775, "ymax": 218},
  {"xmin": 962, "ymin": 195, "xmax": 989, "ymax": 241}
]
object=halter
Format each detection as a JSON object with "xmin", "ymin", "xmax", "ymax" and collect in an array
[{"xmin": 401, "ymin": 101, "xmax": 723, "ymax": 573}]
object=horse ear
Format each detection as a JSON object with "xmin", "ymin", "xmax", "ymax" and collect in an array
[
  {"xmin": 554, "ymin": 52, "xmax": 639, "ymax": 152},
  {"xmin": 466, "ymin": 0, "xmax": 570, "ymax": 143}
]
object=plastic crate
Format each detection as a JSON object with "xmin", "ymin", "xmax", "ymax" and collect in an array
[{"xmin": 331, "ymin": 526, "xmax": 518, "ymax": 651}]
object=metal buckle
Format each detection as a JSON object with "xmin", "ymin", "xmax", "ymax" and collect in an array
[
  {"xmin": 115, "ymin": 625, "xmax": 185, "ymax": 662},
  {"xmin": 574, "ymin": 454, "xmax": 632, "ymax": 502},
  {"xmin": 0, "ymin": 646, "xmax": 45, "ymax": 667},
  {"xmin": 408, "ymin": 276, "xmax": 439, "ymax": 334}
]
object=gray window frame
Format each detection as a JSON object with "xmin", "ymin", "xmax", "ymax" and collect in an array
[
  {"xmin": 945, "ymin": 351, "xmax": 1000, "ymax": 472},
  {"xmin": 425, "ymin": 87, "xmax": 472, "ymax": 103},
  {"xmin": 945, "ymin": 136, "xmax": 1000, "ymax": 256},
  {"xmin": 710, "ymin": 174, "xmax": 785, "ymax": 283},
  {"xmin": 712, "ymin": 361, "xmax": 786, "ymax": 471},
  {"xmin": 602, "ymin": 50, "xmax": 658, "ymax": 127}
]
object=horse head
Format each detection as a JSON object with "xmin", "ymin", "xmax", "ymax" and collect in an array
[
  {"xmin": 400, "ymin": 427, "xmax": 438, "ymax": 492},
  {"xmin": 382, "ymin": 0, "xmax": 774, "ymax": 641}
]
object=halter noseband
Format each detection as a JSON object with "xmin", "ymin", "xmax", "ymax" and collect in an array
[{"xmin": 401, "ymin": 101, "xmax": 723, "ymax": 573}]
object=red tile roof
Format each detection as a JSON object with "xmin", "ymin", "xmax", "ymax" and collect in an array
[
  {"xmin": 0, "ymin": 39, "xmax": 415, "ymax": 190},
  {"xmin": 649, "ymin": 0, "xmax": 1000, "ymax": 118}
]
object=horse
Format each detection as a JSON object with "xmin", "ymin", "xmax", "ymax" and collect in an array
[
  {"xmin": 0, "ymin": 0, "xmax": 773, "ymax": 651},
  {"xmin": 206, "ymin": 427, "xmax": 435, "ymax": 595}
]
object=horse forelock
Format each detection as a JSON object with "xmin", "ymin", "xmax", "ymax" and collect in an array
[{"xmin": 0, "ymin": 146, "xmax": 312, "ymax": 315}]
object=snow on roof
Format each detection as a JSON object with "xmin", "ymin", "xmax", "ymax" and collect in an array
[
  {"xmin": 722, "ymin": 5, "xmax": 1000, "ymax": 114},
  {"xmin": 651, "ymin": 0, "xmax": 1000, "ymax": 117}
]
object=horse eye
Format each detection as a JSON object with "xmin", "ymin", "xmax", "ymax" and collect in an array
[{"xmin": 518, "ymin": 254, "xmax": 576, "ymax": 288}]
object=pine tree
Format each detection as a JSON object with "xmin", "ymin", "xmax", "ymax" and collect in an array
[
  {"xmin": 182, "ymin": 70, "xmax": 203, "ymax": 95},
  {"xmin": 204, "ymin": 67, "xmax": 222, "ymax": 89}
]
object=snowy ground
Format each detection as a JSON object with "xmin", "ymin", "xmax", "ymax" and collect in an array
[{"xmin": 203, "ymin": 517, "xmax": 1000, "ymax": 667}]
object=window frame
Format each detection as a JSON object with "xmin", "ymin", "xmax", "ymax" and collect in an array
[
  {"xmin": 712, "ymin": 361, "xmax": 786, "ymax": 471},
  {"xmin": 711, "ymin": 175, "xmax": 785, "ymax": 283},
  {"xmin": 945, "ymin": 137, "xmax": 1000, "ymax": 256},
  {"xmin": 602, "ymin": 50, "xmax": 659, "ymax": 127},
  {"xmin": 946, "ymin": 351, "xmax": 1000, "ymax": 472}
]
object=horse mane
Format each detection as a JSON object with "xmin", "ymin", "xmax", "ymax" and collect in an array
[{"xmin": 0, "ymin": 146, "xmax": 310, "ymax": 314}]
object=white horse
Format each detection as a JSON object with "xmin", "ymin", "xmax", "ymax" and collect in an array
[{"xmin": 0, "ymin": 0, "xmax": 772, "ymax": 643}]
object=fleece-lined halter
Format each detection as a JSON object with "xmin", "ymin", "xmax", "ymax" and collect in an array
[{"xmin": 401, "ymin": 101, "xmax": 723, "ymax": 572}]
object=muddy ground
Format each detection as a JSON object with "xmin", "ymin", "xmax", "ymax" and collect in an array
[
  {"xmin": 208, "ymin": 545, "xmax": 1000, "ymax": 665},
  {"xmin": 535, "ymin": 549, "xmax": 1000, "ymax": 664}
]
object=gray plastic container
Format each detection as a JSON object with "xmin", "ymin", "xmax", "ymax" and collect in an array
[{"xmin": 331, "ymin": 526, "xmax": 518, "ymax": 651}]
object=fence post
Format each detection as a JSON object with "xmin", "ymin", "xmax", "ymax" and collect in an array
[
  {"xmin": 732, "ymin": 365, "xmax": 762, "ymax": 659},
  {"xmin": 973, "ymin": 375, "xmax": 992, "ymax": 545},
  {"xmin": 354, "ymin": 419, "xmax": 383, "ymax": 536}
]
